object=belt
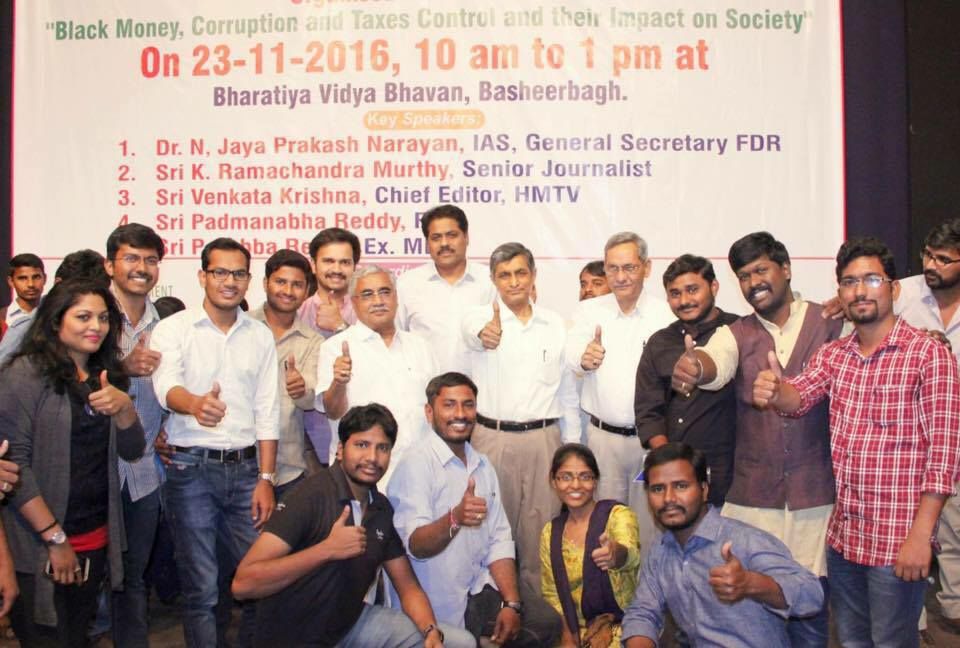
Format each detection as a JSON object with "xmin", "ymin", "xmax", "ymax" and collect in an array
[
  {"xmin": 170, "ymin": 445, "xmax": 257, "ymax": 463},
  {"xmin": 589, "ymin": 415, "xmax": 637, "ymax": 437},
  {"xmin": 476, "ymin": 414, "xmax": 558, "ymax": 433}
]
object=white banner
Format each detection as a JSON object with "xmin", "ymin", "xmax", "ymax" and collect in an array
[{"xmin": 13, "ymin": 0, "xmax": 843, "ymax": 315}]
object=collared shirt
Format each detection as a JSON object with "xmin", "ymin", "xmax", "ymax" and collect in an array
[
  {"xmin": 565, "ymin": 291, "xmax": 674, "ymax": 426},
  {"xmin": 387, "ymin": 434, "xmax": 514, "ymax": 627},
  {"xmin": 463, "ymin": 299, "xmax": 581, "ymax": 442},
  {"xmin": 4, "ymin": 302, "xmax": 30, "ymax": 328},
  {"xmin": 896, "ymin": 274, "xmax": 960, "ymax": 363},
  {"xmin": 397, "ymin": 261, "xmax": 496, "ymax": 375},
  {"xmin": 250, "ymin": 305, "xmax": 323, "ymax": 486},
  {"xmin": 297, "ymin": 291, "xmax": 356, "ymax": 339},
  {"xmin": 0, "ymin": 309, "xmax": 34, "ymax": 366},
  {"xmin": 786, "ymin": 317, "xmax": 960, "ymax": 566},
  {"xmin": 701, "ymin": 300, "xmax": 808, "ymax": 391},
  {"xmin": 621, "ymin": 507, "xmax": 824, "ymax": 648},
  {"xmin": 255, "ymin": 462, "xmax": 406, "ymax": 646},
  {"xmin": 151, "ymin": 306, "xmax": 279, "ymax": 448},
  {"xmin": 316, "ymin": 322, "xmax": 437, "ymax": 478},
  {"xmin": 116, "ymin": 297, "xmax": 165, "ymax": 501}
]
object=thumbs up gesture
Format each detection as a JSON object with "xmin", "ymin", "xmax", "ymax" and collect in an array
[
  {"xmin": 580, "ymin": 325, "xmax": 606, "ymax": 371},
  {"xmin": 709, "ymin": 541, "xmax": 749, "ymax": 603},
  {"xmin": 325, "ymin": 505, "xmax": 367, "ymax": 559},
  {"xmin": 590, "ymin": 531, "xmax": 625, "ymax": 571},
  {"xmin": 88, "ymin": 370, "xmax": 135, "ymax": 419},
  {"xmin": 284, "ymin": 354, "xmax": 306, "ymax": 400},
  {"xmin": 315, "ymin": 290, "xmax": 346, "ymax": 332},
  {"xmin": 452, "ymin": 477, "xmax": 488, "ymax": 527},
  {"xmin": 193, "ymin": 381, "xmax": 227, "ymax": 427},
  {"xmin": 122, "ymin": 334, "xmax": 162, "ymax": 376},
  {"xmin": 752, "ymin": 351, "xmax": 783, "ymax": 408},
  {"xmin": 479, "ymin": 301, "xmax": 503, "ymax": 350},
  {"xmin": 671, "ymin": 334, "xmax": 703, "ymax": 394},
  {"xmin": 333, "ymin": 341, "xmax": 352, "ymax": 385}
]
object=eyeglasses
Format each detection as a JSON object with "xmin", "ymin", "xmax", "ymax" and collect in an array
[
  {"xmin": 604, "ymin": 264, "xmax": 642, "ymax": 276},
  {"xmin": 554, "ymin": 472, "xmax": 597, "ymax": 484},
  {"xmin": 116, "ymin": 254, "xmax": 160, "ymax": 267},
  {"xmin": 838, "ymin": 274, "xmax": 893, "ymax": 290},
  {"xmin": 921, "ymin": 249, "xmax": 960, "ymax": 268},
  {"xmin": 356, "ymin": 287, "xmax": 393, "ymax": 301},
  {"xmin": 205, "ymin": 268, "xmax": 251, "ymax": 282}
]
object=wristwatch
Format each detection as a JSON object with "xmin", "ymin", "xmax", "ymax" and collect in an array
[
  {"xmin": 500, "ymin": 599, "xmax": 524, "ymax": 615},
  {"xmin": 258, "ymin": 472, "xmax": 277, "ymax": 486},
  {"xmin": 45, "ymin": 530, "xmax": 67, "ymax": 546},
  {"xmin": 421, "ymin": 623, "xmax": 444, "ymax": 642}
]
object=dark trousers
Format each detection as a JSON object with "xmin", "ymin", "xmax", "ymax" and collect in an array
[
  {"xmin": 9, "ymin": 548, "xmax": 108, "ymax": 647},
  {"xmin": 464, "ymin": 584, "xmax": 562, "ymax": 647},
  {"xmin": 112, "ymin": 485, "xmax": 161, "ymax": 648}
]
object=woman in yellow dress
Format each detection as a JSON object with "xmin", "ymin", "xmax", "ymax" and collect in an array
[{"xmin": 540, "ymin": 444, "xmax": 640, "ymax": 647}]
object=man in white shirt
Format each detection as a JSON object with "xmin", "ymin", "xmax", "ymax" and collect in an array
[
  {"xmin": 316, "ymin": 265, "xmax": 437, "ymax": 487},
  {"xmin": 151, "ymin": 238, "xmax": 280, "ymax": 647},
  {"xmin": 397, "ymin": 204, "xmax": 495, "ymax": 374},
  {"xmin": 565, "ymin": 232, "xmax": 673, "ymax": 559},
  {"xmin": 2, "ymin": 253, "xmax": 45, "ymax": 329},
  {"xmin": 462, "ymin": 242, "xmax": 580, "ymax": 595}
]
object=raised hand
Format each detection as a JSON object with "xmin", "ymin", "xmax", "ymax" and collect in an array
[
  {"xmin": 709, "ymin": 541, "xmax": 749, "ymax": 603},
  {"xmin": 333, "ymin": 342, "xmax": 352, "ymax": 385},
  {"xmin": 315, "ymin": 290, "xmax": 346, "ymax": 332},
  {"xmin": 479, "ymin": 301, "xmax": 503, "ymax": 350},
  {"xmin": 753, "ymin": 351, "xmax": 783, "ymax": 408},
  {"xmin": 325, "ymin": 505, "xmax": 366, "ymax": 559},
  {"xmin": 580, "ymin": 325, "xmax": 605, "ymax": 371},
  {"xmin": 193, "ymin": 381, "xmax": 227, "ymax": 427},
  {"xmin": 671, "ymin": 334, "xmax": 702, "ymax": 394},
  {"xmin": 453, "ymin": 477, "xmax": 488, "ymax": 527},
  {"xmin": 284, "ymin": 354, "xmax": 306, "ymax": 400},
  {"xmin": 88, "ymin": 370, "xmax": 135, "ymax": 418},
  {"xmin": 590, "ymin": 532, "xmax": 622, "ymax": 571},
  {"xmin": 122, "ymin": 335, "xmax": 162, "ymax": 377}
]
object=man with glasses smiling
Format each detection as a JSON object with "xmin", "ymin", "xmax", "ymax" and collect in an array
[
  {"xmin": 151, "ymin": 238, "xmax": 280, "ymax": 647},
  {"xmin": 753, "ymin": 237, "xmax": 960, "ymax": 647}
]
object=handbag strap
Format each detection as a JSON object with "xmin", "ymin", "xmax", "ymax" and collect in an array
[
  {"xmin": 581, "ymin": 500, "xmax": 625, "ymax": 623},
  {"xmin": 550, "ymin": 508, "xmax": 582, "ymax": 645}
]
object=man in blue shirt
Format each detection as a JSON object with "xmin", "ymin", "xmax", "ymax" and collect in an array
[{"xmin": 622, "ymin": 443, "xmax": 823, "ymax": 648}]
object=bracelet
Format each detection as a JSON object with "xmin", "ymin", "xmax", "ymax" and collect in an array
[
  {"xmin": 37, "ymin": 520, "xmax": 58, "ymax": 535},
  {"xmin": 448, "ymin": 507, "xmax": 460, "ymax": 538},
  {"xmin": 421, "ymin": 623, "xmax": 444, "ymax": 642},
  {"xmin": 693, "ymin": 355, "xmax": 704, "ymax": 383}
]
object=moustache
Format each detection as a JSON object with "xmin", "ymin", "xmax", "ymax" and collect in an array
[
  {"xmin": 657, "ymin": 505, "xmax": 686, "ymax": 516},
  {"xmin": 438, "ymin": 246, "xmax": 454, "ymax": 254},
  {"xmin": 128, "ymin": 273, "xmax": 153, "ymax": 281},
  {"xmin": 749, "ymin": 285, "xmax": 771, "ymax": 299},
  {"xmin": 324, "ymin": 272, "xmax": 346, "ymax": 280},
  {"xmin": 448, "ymin": 418, "xmax": 473, "ymax": 427},
  {"xmin": 924, "ymin": 270, "xmax": 942, "ymax": 281}
]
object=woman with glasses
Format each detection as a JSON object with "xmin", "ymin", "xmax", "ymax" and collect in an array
[
  {"xmin": 540, "ymin": 444, "xmax": 640, "ymax": 648},
  {"xmin": 0, "ymin": 279, "xmax": 144, "ymax": 646}
]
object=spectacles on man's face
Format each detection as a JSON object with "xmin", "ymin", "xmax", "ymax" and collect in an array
[
  {"xmin": 356, "ymin": 287, "xmax": 393, "ymax": 302},
  {"xmin": 554, "ymin": 472, "xmax": 597, "ymax": 484},
  {"xmin": 921, "ymin": 249, "xmax": 960, "ymax": 268},
  {"xmin": 603, "ymin": 264, "xmax": 642, "ymax": 276},
  {"xmin": 205, "ymin": 268, "xmax": 251, "ymax": 282},
  {"xmin": 838, "ymin": 274, "xmax": 893, "ymax": 290},
  {"xmin": 117, "ymin": 254, "xmax": 160, "ymax": 267}
]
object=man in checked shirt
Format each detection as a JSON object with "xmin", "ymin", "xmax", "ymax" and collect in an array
[{"xmin": 754, "ymin": 237, "xmax": 960, "ymax": 648}]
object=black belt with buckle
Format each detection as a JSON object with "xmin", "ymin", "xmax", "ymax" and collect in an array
[
  {"xmin": 476, "ymin": 414, "xmax": 558, "ymax": 433},
  {"xmin": 589, "ymin": 415, "xmax": 637, "ymax": 437},
  {"xmin": 170, "ymin": 445, "xmax": 257, "ymax": 463}
]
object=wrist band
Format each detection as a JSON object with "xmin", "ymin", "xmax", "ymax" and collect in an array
[
  {"xmin": 38, "ymin": 520, "xmax": 58, "ymax": 535},
  {"xmin": 448, "ymin": 507, "xmax": 460, "ymax": 538}
]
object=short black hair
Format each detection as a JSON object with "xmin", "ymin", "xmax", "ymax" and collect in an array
[
  {"xmin": 580, "ymin": 260, "xmax": 605, "ymax": 278},
  {"xmin": 338, "ymin": 403, "xmax": 398, "ymax": 445},
  {"xmin": 550, "ymin": 443, "xmax": 601, "ymax": 481},
  {"xmin": 201, "ymin": 238, "xmax": 250, "ymax": 271},
  {"xmin": 154, "ymin": 296, "xmax": 186, "ymax": 319},
  {"xmin": 8, "ymin": 253, "xmax": 44, "ymax": 277},
  {"xmin": 420, "ymin": 204, "xmax": 468, "ymax": 238},
  {"xmin": 662, "ymin": 254, "xmax": 716, "ymax": 287},
  {"xmin": 425, "ymin": 372, "xmax": 478, "ymax": 405},
  {"xmin": 835, "ymin": 237, "xmax": 897, "ymax": 281},
  {"xmin": 308, "ymin": 228, "xmax": 361, "ymax": 264},
  {"xmin": 55, "ymin": 249, "xmax": 110, "ymax": 287},
  {"xmin": 264, "ymin": 249, "xmax": 312, "ymax": 280},
  {"xmin": 106, "ymin": 223, "xmax": 165, "ymax": 260},
  {"xmin": 643, "ymin": 442, "xmax": 709, "ymax": 487},
  {"xmin": 923, "ymin": 218, "xmax": 960, "ymax": 252},
  {"xmin": 728, "ymin": 232, "xmax": 790, "ymax": 273}
]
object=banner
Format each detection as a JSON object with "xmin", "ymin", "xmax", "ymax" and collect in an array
[{"xmin": 13, "ymin": 0, "xmax": 843, "ymax": 314}]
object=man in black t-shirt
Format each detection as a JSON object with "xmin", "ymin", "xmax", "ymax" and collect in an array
[{"xmin": 232, "ymin": 403, "xmax": 474, "ymax": 647}]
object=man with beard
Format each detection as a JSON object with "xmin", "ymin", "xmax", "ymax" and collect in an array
[
  {"xmin": 895, "ymin": 218, "xmax": 960, "ymax": 633},
  {"xmin": 299, "ymin": 227, "xmax": 360, "ymax": 338},
  {"xmin": 250, "ymin": 250, "xmax": 323, "ymax": 500},
  {"xmin": 579, "ymin": 260, "xmax": 611, "ymax": 302},
  {"xmin": 634, "ymin": 255, "xmax": 738, "ymax": 506},
  {"xmin": 2, "ymin": 253, "xmax": 45, "ymax": 330},
  {"xmin": 754, "ymin": 237, "xmax": 960, "ymax": 646},
  {"xmin": 621, "ymin": 443, "xmax": 823, "ymax": 648},
  {"xmin": 387, "ymin": 372, "xmax": 562, "ymax": 646},
  {"xmin": 670, "ymin": 231, "xmax": 839, "ymax": 646},
  {"xmin": 317, "ymin": 265, "xmax": 437, "ymax": 486},
  {"xmin": 397, "ymin": 205, "xmax": 496, "ymax": 374},
  {"xmin": 233, "ymin": 403, "xmax": 475, "ymax": 648}
]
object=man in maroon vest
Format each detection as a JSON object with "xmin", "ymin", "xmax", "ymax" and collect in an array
[{"xmin": 671, "ymin": 231, "xmax": 841, "ymax": 647}]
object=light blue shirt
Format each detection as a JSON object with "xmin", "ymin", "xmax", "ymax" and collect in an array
[
  {"xmin": 621, "ymin": 507, "xmax": 824, "ymax": 648},
  {"xmin": 0, "ymin": 310, "xmax": 34, "ymax": 366},
  {"xmin": 895, "ymin": 274, "xmax": 960, "ymax": 363},
  {"xmin": 387, "ymin": 433, "xmax": 515, "ymax": 627}
]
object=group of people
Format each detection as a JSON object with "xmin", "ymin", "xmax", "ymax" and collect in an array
[{"xmin": 0, "ymin": 205, "xmax": 957, "ymax": 648}]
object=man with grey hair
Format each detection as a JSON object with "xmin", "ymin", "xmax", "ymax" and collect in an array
[
  {"xmin": 565, "ymin": 232, "xmax": 673, "ymax": 559},
  {"xmin": 316, "ymin": 265, "xmax": 437, "ymax": 486},
  {"xmin": 461, "ymin": 242, "xmax": 580, "ymax": 595}
]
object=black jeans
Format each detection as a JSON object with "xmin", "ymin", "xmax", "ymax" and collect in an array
[{"xmin": 464, "ymin": 584, "xmax": 562, "ymax": 648}]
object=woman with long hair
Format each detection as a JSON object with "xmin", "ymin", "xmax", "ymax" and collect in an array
[
  {"xmin": 0, "ymin": 278, "xmax": 144, "ymax": 646},
  {"xmin": 540, "ymin": 444, "xmax": 640, "ymax": 648}
]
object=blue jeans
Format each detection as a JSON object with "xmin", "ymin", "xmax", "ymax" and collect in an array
[
  {"xmin": 163, "ymin": 453, "xmax": 260, "ymax": 648},
  {"xmin": 787, "ymin": 576, "xmax": 830, "ymax": 648},
  {"xmin": 827, "ymin": 546, "xmax": 926, "ymax": 648},
  {"xmin": 334, "ymin": 604, "xmax": 475, "ymax": 648},
  {"xmin": 112, "ymin": 485, "xmax": 161, "ymax": 648}
]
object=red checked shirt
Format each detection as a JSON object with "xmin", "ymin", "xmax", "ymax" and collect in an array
[{"xmin": 786, "ymin": 318, "xmax": 960, "ymax": 566}]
